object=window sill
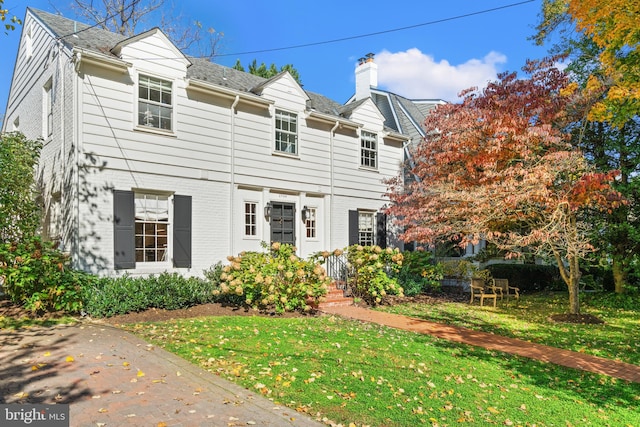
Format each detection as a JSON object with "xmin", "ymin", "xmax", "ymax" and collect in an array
[
  {"xmin": 272, "ymin": 151, "xmax": 300, "ymax": 159},
  {"xmin": 358, "ymin": 166, "xmax": 379, "ymax": 173},
  {"xmin": 134, "ymin": 125, "xmax": 176, "ymax": 137},
  {"xmin": 242, "ymin": 235, "xmax": 261, "ymax": 241}
]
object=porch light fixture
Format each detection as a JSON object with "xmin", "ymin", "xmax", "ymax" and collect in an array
[
  {"xmin": 264, "ymin": 202, "xmax": 272, "ymax": 220},
  {"xmin": 301, "ymin": 205, "xmax": 310, "ymax": 221}
]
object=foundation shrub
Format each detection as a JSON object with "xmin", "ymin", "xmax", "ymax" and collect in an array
[
  {"xmin": 0, "ymin": 237, "xmax": 91, "ymax": 314},
  {"xmin": 217, "ymin": 242, "xmax": 329, "ymax": 313},
  {"xmin": 394, "ymin": 250, "xmax": 444, "ymax": 296},
  {"xmin": 81, "ymin": 272, "xmax": 216, "ymax": 317},
  {"xmin": 346, "ymin": 245, "xmax": 404, "ymax": 305}
]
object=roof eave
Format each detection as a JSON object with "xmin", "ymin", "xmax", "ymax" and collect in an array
[
  {"xmin": 305, "ymin": 110, "xmax": 362, "ymax": 130},
  {"xmin": 73, "ymin": 47, "xmax": 132, "ymax": 73},
  {"xmin": 186, "ymin": 78, "xmax": 274, "ymax": 108}
]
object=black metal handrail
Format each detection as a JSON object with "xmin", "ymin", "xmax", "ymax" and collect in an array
[{"xmin": 324, "ymin": 253, "xmax": 351, "ymax": 290}]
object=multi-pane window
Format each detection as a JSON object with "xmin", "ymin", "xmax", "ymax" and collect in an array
[
  {"xmin": 275, "ymin": 109, "xmax": 298, "ymax": 154},
  {"xmin": 360, "ymin": 131, "xmax": 377, "ymax": 169},
  {"xmin": 244, "ymin": 202, "xmax": 257, "ymax": 236},
  {"xmin": 138, "ymin": 75, "xmax": 173, "ymax": 131},
  {"xmin": 358, "ymin": 211, "xmax": 375, "ymax": 246},
  {"xmin": 135, "ymin": 193, "xmax": 169, "ymax": 263},
  {"xmin": 305, "ymin": 207, "xmax": 317, "ymax": 239}
]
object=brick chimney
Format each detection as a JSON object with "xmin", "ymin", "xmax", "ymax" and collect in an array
[{"xmin": 355, "ymin": 53, "xmax": 377, "ymax": 100}]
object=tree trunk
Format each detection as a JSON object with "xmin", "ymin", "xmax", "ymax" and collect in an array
[
  {"xmin": 612, "ymin": 257, "xmax": 626, "ymax": 294},
  {"xmin": 554, "ymin": 251, "xmax": 581, "ymax": 315}
]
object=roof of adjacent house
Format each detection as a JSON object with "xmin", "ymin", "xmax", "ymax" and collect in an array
[{"xmin": 28, "ymin": 7, "xmax": 388, "ymax": 129}]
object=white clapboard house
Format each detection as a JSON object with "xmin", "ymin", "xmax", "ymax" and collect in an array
[{"xmin": 3, "ymin": 8, "xmax": 444, "ymax": 277}]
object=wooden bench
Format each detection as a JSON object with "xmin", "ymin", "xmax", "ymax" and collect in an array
[
  {"xmin": 469, "ymin": 278, "xmax": 499, "ymax": 307},
  {"xmin": 491, "ymin": 278, "xmax": 519, "ymax": 302}
]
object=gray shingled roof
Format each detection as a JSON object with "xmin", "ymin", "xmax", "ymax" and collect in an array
[{"xmin": 30, "ymin": 8, "xmax": 352, "ymax": 120}]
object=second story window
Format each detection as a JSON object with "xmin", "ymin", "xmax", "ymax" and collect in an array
[
  {"xmin": 360, "ymin": 131, "xmax": 377, "ymax": 169},
  {"xmin": 275, "ymin": 109, "xmax": 298, "ymax": 155},
  {"xmin": 138, "ymin": 75, "xmax": 173, "ymax": 131}
]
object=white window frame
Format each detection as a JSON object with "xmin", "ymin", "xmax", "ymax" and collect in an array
[
  {"xmin": 43, "ymin": 79, "xmax": 53, "ymax": 139},
  {"xmin": 305, "ymin": 207, "xmax": 318, "ymax": 240},
  {"xmin": 360, "ymin": 130, "xmax": 378, "ymax": 169},
  {"xmin": 25, "ymin": 23, "xmax": 33, "ymax": 59},
  {"xmin": 244, "ymin": 201, "xmax": 259, "ymax": 238},
  {"xmin": 358, "ymin": 210, "xmax": 375, "ymax": 246},
  {"xmin": 274, "ymin": 109, "xmax": 298, "ymax": 155},
  {"xmin": 134, "ymin": 192, "xmax": 172, "ymax": 265},
  {"xmin": 137, "ymin": 74, "xmax": 174, "ymax": 133}
]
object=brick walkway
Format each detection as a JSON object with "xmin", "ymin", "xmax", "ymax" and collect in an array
[
  {"xmin": 321, "ymin": 305, "xmax": 640, "ymax": 383},
  {"xmin": 0, "ymin": 323, "xmax": 324, "ymax": 426}
]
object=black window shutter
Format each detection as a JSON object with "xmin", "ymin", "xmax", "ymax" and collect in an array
[
  {"xmin": 173, "ymin": 195, "xmax": 192, "ymax": 268},
  {"xmin": 376, "ymin": 212, "xmax": 387, "ymax": 249},
  {"xmin": 113, "ymin": 190, "xmax": 135, "ymax": 269},
  {"xmin": 348, "ymin": 210, "xmax": 358, "ymax": 246}
]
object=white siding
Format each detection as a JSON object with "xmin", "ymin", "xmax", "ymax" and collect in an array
[{"xmin": 5, "ymin": 11, "xmax": 407, "ymax": 277}]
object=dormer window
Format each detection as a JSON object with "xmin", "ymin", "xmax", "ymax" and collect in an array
[
  {"xmin": 275, "ymin": 109, "xmax": 298, "ymax": 155},
  {"xmin": 138, "ymin": 75, "xmax": 173, "ymax": 131}
]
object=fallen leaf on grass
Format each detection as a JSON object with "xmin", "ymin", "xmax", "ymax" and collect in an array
[
  {"xmin": 98, "ymin": 408, "xmax": 107, "ymax": 413},
  {"xmin": 157, "ymin": 422, "xmax": 167, "ymax": 427},
  {"xmin": 137, "ymin": 370, "xmax": 145, "ymax": 377},
  {"xmin": 65, "ymin": 356, "xmax": 74, "ymax": 363},
  {"xmin": 13, "ymin": 391, "xmax": 28, "ymax": 399}
]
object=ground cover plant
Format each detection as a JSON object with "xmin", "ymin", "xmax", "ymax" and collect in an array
[
  {"xmin": 128, "ymin": 315, "xmax": 640, "ymax": 427},
  {"xmin": 377, "ymin": 292, "xmax": 640, "ymax": 366}
]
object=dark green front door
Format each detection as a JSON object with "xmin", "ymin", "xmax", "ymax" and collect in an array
[{"xmin": 270, "ymin": 202, "xmax": 295, "ymax": 245}]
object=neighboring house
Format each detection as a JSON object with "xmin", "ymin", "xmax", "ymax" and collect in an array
[
  {"xmin": 3, "ymin": 8, "xmax": 423, "ymax": 277},
  {"xmin": 348, "ymin": 54, "xmax": 484, "ymax": 257}
]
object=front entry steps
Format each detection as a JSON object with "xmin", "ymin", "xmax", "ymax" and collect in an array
[{"xmin": 318, "ymin": 281, "xmax": 353, "ymax": 309}]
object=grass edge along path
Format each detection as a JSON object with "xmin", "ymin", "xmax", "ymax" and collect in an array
[
  {"xmin": 323, "ymin": 305, "xmax": 640, "ymax": 384},
  {"xmin": 128, "ymin": 314, "xmax": 640, "ymax": 427}
]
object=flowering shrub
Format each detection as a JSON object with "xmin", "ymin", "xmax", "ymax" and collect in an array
[
  {"xmin": 0, "ymin": 237, "xmax": 93, "ymax": 313},
  {"xmin": 345, "ymin": 245, "xmax": 404, "ymax": 305},
  {"xmin": 217, "ymin": 242, "xmax": 329, "ymax": 313}
]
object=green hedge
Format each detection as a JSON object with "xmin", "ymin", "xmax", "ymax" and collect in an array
[
  {"xmin": 81, "ymin": 272, "xmax": 217, "ymax": 318},
  {"xmin": 485, "ymin": 264, "xmax": 563, "ymax": 292}
]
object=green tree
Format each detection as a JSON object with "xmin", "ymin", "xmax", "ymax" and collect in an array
[
  {"xmin": 0, "ymin": 133, "xmax": 42, "ymax": 241},
  {"xmin": 0, "ymin": 0, "xmax": 21, "ymax": 33},
  {"xmin": 534, "ymin": 0, "xmax": 640, "ymax": 125},
  {"xmin": 535, "ymin": 3, "xmax": 640, "ymax": 293},
  {"xmin": 233, "ymin": 59, "xmax": 302, "ymax": 84}
]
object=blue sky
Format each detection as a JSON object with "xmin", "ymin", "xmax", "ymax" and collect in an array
[{"xmin": 1, "ymin": 0, "xmax": 551, "ymax": 118}]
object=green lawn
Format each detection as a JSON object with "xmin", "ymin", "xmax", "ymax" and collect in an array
[
  {"xmin": 376, "ymin": 292, "xmax": 640, "ymax": 366},
  {"xmin": 127, "ymin": 302, "xmax": 640, "ymax": 427}
]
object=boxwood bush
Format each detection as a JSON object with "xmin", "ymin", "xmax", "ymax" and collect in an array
[{"xmin": 81, "ymin": 272, "xmax": 217, "ymax": 318}]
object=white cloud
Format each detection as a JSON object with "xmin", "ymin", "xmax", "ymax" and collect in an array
[{"xmin": 374, "ymin": 48, "xmax": 507, "ymax": 102}]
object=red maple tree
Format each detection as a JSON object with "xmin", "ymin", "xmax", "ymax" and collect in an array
[{"xmin": 386, "ymin": 59, "xmax": 622, "ymax": 314}]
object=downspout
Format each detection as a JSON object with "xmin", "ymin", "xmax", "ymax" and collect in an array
[
  {"xmin": 330, "ymin": 121, "xmax": 339, "ymax": 249},
  {"xmin": 72, "ymin": 52, "xmax": 82, "ymax": 267},
  {"xmin": 57, "ymin": 40, "xmax": 65, "ymax": 250},
  {"xmin": 229, "ymin": 95, "xmax": 240, "ymax": 256}
]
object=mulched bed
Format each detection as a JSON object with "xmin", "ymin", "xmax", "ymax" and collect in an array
[{"xmin": 1, "ymin": 292, "xmax": 604, "ymax": 325}]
